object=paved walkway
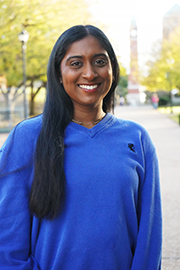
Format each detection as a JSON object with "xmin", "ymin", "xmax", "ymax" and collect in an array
[
  {"xmin": 0, "ymin": 106, "xmax": 180, "ymax": 269},
  {"xmin": 115, "ymin": 105, "xmax": 180, "ymax": 270}
]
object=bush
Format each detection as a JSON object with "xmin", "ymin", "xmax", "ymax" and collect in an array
[{"xmin": 158, "ymin": 96, "xmax": 170, "ymax": 106}]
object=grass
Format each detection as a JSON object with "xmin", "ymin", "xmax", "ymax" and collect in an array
[{"xmin": 158, "ymin": 106, "xmax": 180, "ymax": 124}]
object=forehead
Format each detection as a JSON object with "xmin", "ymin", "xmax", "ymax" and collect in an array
[{"xmin": 64, "ymin": 35, "xmax": 108, "ymax": 58}]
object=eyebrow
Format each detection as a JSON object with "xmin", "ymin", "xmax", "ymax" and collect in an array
[
  {"xmin": 66, "ymin": 55, "xmax": 83, "ymax": 63},
  {"xmin": 65, "ymin": 53, "xmax": 108, "ymax": 63}
]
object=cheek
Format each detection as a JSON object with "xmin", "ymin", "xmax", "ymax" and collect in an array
[
  {"xmin": 106, "ymin": 68, "xmax": 113, "ymax": 85},
  {"xmin": 99, "ymin": 66, "xmax": 113, "ymax": 80},
  {"xmin": 106, "ymin": 64, "xmax": 113, "ymax": 77},
  {"xmin": 61, "ymin": 64, "xmax": 71, "ymax": 84},
  {"xmin": 62, "ymin": 70, "xmax": 78, "ymax": 86}
]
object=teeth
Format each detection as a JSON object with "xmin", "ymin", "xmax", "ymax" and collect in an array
[{"xmin": 79, "ymin": 84, "xmax": 98, "ymax": 90}]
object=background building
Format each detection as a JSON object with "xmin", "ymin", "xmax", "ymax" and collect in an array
[
  {"xmin": 163, "ymin": 3, "xmax": 180, "ymax": 40},
  {"xmin": 127, "ymin": 16, "xmax": 141, "ymax": 105}
]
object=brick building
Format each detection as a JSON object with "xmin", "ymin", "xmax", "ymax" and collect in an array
[
  {"xmin": 127, "ymin": 16, "xmax": 140, "ymax": 105},
  {"xmin": 163, "ymin": 4, "xmax": 180, "ymax": 40}
]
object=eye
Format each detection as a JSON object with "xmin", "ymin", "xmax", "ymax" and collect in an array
[
  {"xmin": 70, "ymin": 61, "xmax": 83, "ymax": 68},
  {"xmin": 94, "ymin": 59, "xmax": 107, "ymax": 66}
]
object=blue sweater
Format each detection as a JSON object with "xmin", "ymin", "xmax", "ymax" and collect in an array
[{"xmin": 0, "ymin": 113, "xmax": 162, "ymax": 269}]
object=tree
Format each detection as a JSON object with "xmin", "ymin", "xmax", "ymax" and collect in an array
[
  {"xmin": 115, "ymin": 63, "xmax": 128, "ymax": 102},
  {"xmin": 0, "ymin": 0, "xmax": 91, "ymax": 115},
  {"xmin": 140, "ymin": 26, "xmax": 180, "ymax": 92}
]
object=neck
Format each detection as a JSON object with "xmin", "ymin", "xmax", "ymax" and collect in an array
[{"xmin": 72, "ymin": 107, "xmax": 106, "ymax": 128}]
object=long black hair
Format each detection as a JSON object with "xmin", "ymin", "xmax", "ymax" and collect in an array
[{"xmin": 30, "ymin": 25, "xmax": 120, "ymax": 219}]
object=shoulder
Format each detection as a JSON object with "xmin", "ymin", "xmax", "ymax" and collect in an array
[
  {"xmin": 2, "ymin": 115, "xmax": 42, "ymax": 149},
  {"xmin": 0, "ymin": 115, "xmax": 42, "ymax": 168},
  {"xmin": 15, "ymin": 114, "xmax": 42, "ymax": 138},
  {"xmin": 110, "ymin": 113, "xmax": 149, "ymax": 135}
]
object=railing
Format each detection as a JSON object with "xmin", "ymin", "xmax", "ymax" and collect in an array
[{"xmin": 0, "ymin": 108, "xmax": 24, "ymax": 132}]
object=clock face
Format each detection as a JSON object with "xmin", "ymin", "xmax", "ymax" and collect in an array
[{"xmin": 130, "ymin": 29, "xmax": 137, "ymax": 37}]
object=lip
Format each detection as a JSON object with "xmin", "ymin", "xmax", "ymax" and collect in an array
[{"xmin": 78, "ymin": 83, "xmax": 101, "ymax": 92}]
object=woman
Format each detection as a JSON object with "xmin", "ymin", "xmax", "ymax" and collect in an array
[
  {"xmin": 151, "ymin": 93, "xmax": 159, "ymax": 109},
  {"xmin": 0, "ymin": 25, "xmax": 162, "ymax": 269}
]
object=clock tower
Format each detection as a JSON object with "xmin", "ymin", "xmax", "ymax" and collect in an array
[{"xmin": 127, "ymin": 16, "xmax": 140, "ymax": 105}]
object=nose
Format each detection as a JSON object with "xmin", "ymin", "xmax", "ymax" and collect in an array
[{"xmin": 81, "ymin": 63, "xmax": 98, "ymax": 80}]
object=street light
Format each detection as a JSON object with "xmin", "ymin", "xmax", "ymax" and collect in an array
[
  {"xmin": 18, "ymin": 29, "xmax": 29, "ymax": 119},
  {"xmin": 166, "ymin": 72, "xmax": 173, "ymax": 113}
]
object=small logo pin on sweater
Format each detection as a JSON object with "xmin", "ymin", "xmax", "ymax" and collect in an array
[{"xmin": 128, "ymin": 143, "xmax": 136, "ymax": 153}]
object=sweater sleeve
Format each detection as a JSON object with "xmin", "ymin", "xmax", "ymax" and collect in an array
[
  {"xmin": 0, "ymin": 127, "xmax": 40, "ymax": 269},
  {"xmin": 131, "ymin": 132, "xmax": 162, "ymax": 269}
]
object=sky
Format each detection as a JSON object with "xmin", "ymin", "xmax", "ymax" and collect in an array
[{"xmin": 88, "ymin": 0, "xmax": 180, "ymax": 72}]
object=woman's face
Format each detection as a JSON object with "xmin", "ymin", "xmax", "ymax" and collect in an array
[{"xmin": 60, "ymin": 35, "xmax": 113, "ymax": 111}]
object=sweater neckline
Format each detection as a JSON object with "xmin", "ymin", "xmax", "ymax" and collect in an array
[{"xmin": 67, "ymin": 113, "xmax": 116, "ymax": 138}]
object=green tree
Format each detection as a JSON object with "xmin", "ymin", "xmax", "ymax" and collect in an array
[
  {"xmin": 140, "ymin": 26, "xmax": 180, "ymax": 92},
  {"xmin": 0, "ymin": 0, "xmax": 91, "ymax": 115},
  {"xmin": 115, "ymin": 63, "xmax": 128, "ymax": 103}
]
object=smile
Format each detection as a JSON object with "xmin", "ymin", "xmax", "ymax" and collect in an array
[{"xmin": 78, "ymin": 84, "xmax": 100, "ymax": 91}]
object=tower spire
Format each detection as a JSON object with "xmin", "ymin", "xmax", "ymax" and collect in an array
[
  {"xmin": 127, "ymin": 16, "xmax": 140, "ymax": 105},
  {"xmin": 130, "ymin": 15, "xmax": 137, "ymax": 28}
]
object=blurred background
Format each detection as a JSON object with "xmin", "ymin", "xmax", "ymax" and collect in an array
[
  {"xmin": 0, "ymin": 0, "xmax": 180, "ymax": 131},
  {"xmin": 0, "ymin": 0, "xmax": 180, "ymax": 132}
]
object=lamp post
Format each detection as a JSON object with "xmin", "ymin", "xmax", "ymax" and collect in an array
[
  {"xmin": 166, "ymin": 72, "xmax": 173, "ymax": 113},
  {"xmin": 18, "ymin": 29, "xmax": 29, "ymax": 119}
]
